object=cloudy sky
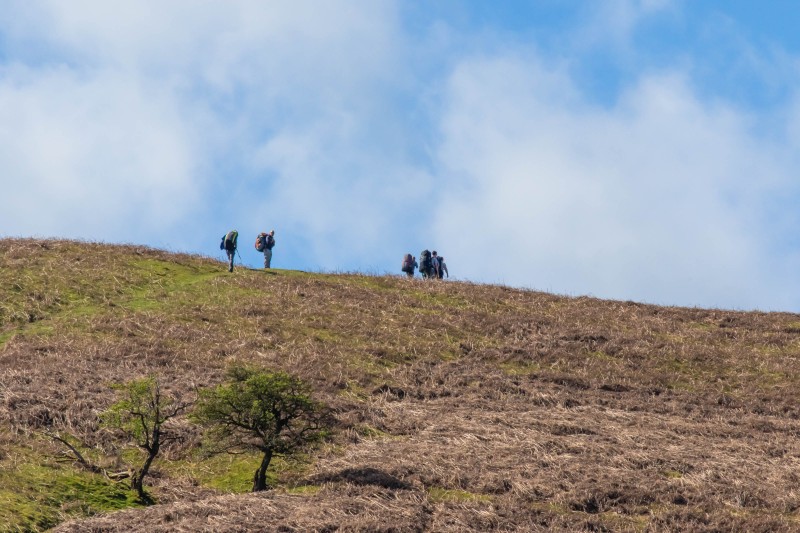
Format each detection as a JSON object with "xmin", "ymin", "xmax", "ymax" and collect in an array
[{"xmin": 2, "ymin": 1, "xmax": 800, "ymax": 312}]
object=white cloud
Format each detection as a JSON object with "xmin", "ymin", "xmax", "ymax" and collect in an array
[
  {"xmin": 0, "ymin": 0, "xmax": 408, "ymax": 255},
  {"xmin": 244, "ymin": 115, "xmax": 436, "ymax": 270},
  {"xmin": 3, "ymin": 0, "xmax": 401, "ymax": 93},
  {"xmin": 575, "ymin": 0, "xmax": 675, "ymax": 51},
  {"xmin": 0, "ymin": 64, "xmax": 202, "ymax": 241},
  {"xmin": 432, "ymin": 54, "xmax": 800, "ymax": 310}
]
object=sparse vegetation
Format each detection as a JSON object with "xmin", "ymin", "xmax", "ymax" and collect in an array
[
  {"xmin": 2, "ymin": 238, "xmax": 800, "ymax": 531},
  {"xmin": 0, "ymin": 438, "xmax": 142, "ymax": 530}
]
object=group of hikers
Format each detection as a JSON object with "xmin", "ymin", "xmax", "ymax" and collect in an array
[
  {"xmin": 220, "ymin": 230, "xmax": 449, "ymax": 280},
  {"xmin": 220, "ymin": 230, "xmax": 275, "ymax": 272},
  {"xmin": 402, "ymin": 250, "xmax": 448, "ymax": 279}
]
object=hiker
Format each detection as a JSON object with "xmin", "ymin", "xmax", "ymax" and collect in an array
[
  {"xmin": 401, "ymin": 253, "xmax": 417, "ymax": 278},
  {"xmin": 431, "ymin": 251, "xmax": 441, "ymax": 279},
  {"xmin": 419, "ymin": 250, "xmax": 434, "ymax": 279},
  {"xmin": 220, "ymin": 230, "xmax": 238, "ymax": 272},
  {"xmin": 437, "ymin": 256, "xmax": 449, "ymax": 279},
  {"xmin": 258, "ymin": 230, "xmax": 276, "ymax": 269}
]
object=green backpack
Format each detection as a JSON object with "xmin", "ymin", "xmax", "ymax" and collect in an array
[{"xmin": 222, "ymin": 231, "xmax": 238, "ymax": 251}]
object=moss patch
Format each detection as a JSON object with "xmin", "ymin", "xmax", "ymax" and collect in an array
[
  {"xmin": 0, "ymin": 459, "xmax": 141, "ymax": 532},
  {"xmin": 427, "ymin": 487, "xmax": 492, "ymax": 503}
]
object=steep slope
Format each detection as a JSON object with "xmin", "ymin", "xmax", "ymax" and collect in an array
[{"xmin": 2, "ymin": 238, "xmax": 800, "ymax": 532}]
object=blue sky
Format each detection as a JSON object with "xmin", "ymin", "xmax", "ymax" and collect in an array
[{"xmin": 2, "ymin": 1, "xmax": 800, "ymax": 312}]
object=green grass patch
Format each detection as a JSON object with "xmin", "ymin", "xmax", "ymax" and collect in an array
[
  {"xmin": 749, "ymin": 368, "xmax": 788, "ymax": 385},
  {"xmin": 355, "ymin": 425, "xmax": 390, "ymax": 439},
  {"xmin": 588, "ymin": 350, "xmax": 619, "ymax": 362},
  {"xmin": 118, "ymin": 294, "xmax": 167, "ymax": 312},
  {"xmin": 665, "ymin": 379, "xmax": 696, "ymax": 392},
  {"xmin": 404, "ymin": 291, "xmax": 474, "ymax": 312},
  {"xmin": 9, "ymin": 322, "xmax": 56, "ymax": 340},
  {"xmin": 530, "ymin": 501, "xmax": 649, "ymax": 531},
  {"xmin": 285, "ymin": 484, "xmax": 322, "ymax": 495},
  {"xmin": 660, "ymin": 357, "xmax": 693, "ymax": 374},
  {"xmin": 434, "ymin": 350, "xmax": 455, "ymax": 362},
  {"xmin": 273, "ymin": 269, "xmax": 315, "ymax": 279},
  {"xmin": 427, "ymin": 487, "xmax": 492, "ymax": 503},
  {"xmin": 337, "ymin": 380, "xmax": 371, "ymax": 401},
  {"xmin": 131, "ymin": 258, "xmax": 217, "ymax": 279},
  {"xmin": 529, "ymin": 501, "xmax": 574, "ymax": 515},
  {"xmin": 189, "ymin": 453, "xmax": 258, "ymax": 493},
  {"xmin": 301, "ymin": 326, "xmax": 343, "ymax": 344},
  {"xmin": 170, "ymin": 453, "xmax": 309, "ymax": 494},
  {"xmin": 346, "ymin": 275, "xmax": 399, "ymax": 291},
  {"xmin": 0, "ymin": 460, "xmax": 141, "ymax": 532},
  {"xmin": 596, "ymin": 510, "xmax": 649, "ymax": 531},
  {"xmin": 0, "ymin": 330, "xmax": 16, "ymax": 350}
]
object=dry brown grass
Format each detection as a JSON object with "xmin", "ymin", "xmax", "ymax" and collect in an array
[{"xmin": 2, "ymin": 238, "xmax": 800, "ymax": 531}]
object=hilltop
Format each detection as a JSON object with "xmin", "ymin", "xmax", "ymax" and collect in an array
[{"xmin": 2, "ymin": 238, "xmax": 800, "ymax": 532}]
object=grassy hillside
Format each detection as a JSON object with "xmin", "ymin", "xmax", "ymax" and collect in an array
[{"xmin": 2, "ymin": 238, "xmax": 800, "ymax": 532}]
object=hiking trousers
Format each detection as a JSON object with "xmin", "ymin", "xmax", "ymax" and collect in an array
[
  {"xmin": 226, "ymin": 250, "xmax": 235, "ymax": 272},
  {"xmin": 263, "ymin": 249, "xmax": 273, "ymax": 269}
]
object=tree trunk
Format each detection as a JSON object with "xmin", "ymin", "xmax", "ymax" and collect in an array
[
  {"xmin": 132, "ymin": 450, "xmax": 157, "ymax": 500},
  {"xmin": 252, "ymin": 449, "xmax": 273, "ymax": 492},
  {"xmin": 133, "ymin": 426, "xmax": 160, "ymax": 501}
]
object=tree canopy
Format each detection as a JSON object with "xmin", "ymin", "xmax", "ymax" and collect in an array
[
  {"xmin": 102, "ymin": 376, "xmax": 186, "ymax": 500},
  {"xmin": 192, "ymin": 366, "xmax": 327, "ymax": 491}
]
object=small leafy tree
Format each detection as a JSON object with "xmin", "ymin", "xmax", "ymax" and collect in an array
[
  {"xmin": 192, "ymin": 365, "xmax": 327, "ymax": 491},
  {"xmin": 102, "ymin": 376, "xmax": 188, "ymax": 501}
]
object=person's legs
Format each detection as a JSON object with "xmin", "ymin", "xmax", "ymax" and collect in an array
[
  {"xmin": 227, "ymin": 250, "xmax": 234, "ymax": 272},
  {"xmin": 264, "ymin": 249, "xmax": 272, "ymax": 269}
]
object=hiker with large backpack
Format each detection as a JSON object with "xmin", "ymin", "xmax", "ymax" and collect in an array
[
  {"xmin": 401, "ymin": 253, "xmax": 417, "ymax": 278},
  {"xmin": 220, "ymin": 230, "xmax": 238, "ymax": 272},
  {"xmin": 419, "ymin": 250, "xmax": 434, "ymax": 279},
  {"xmin": 255, "ymin": 230, "xmax": 276, "ymax": 269},
  {"xmin": 437, "ymin": 255, "xmax": 449, "ymax": 279},
  {"xmin": 431, "ymin": 251, "xmax": 441, "ymax": 279}
]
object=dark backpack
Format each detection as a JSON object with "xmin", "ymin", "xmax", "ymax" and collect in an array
[
  {"xmin": 255, "ymin": 233, "xmax": 266, "ymax": 252},
  {"xmin": 401, "ymin": 253, "xmax": 414, "ymax": 273},
  {"xmin": 419, "ymin": 250, "xmax": 432, "ymax": 276}
]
